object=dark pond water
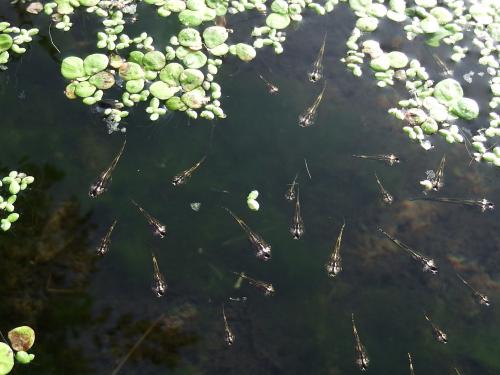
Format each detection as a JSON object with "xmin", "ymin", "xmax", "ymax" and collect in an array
[{"xmin": 1, "ymin": 2, "xmax": 500, "ymax": 375}]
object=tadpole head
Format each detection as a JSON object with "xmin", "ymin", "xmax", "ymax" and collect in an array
[{"xmin": 257, "ymin": 246, "xmax": 272, "ymax": 261}]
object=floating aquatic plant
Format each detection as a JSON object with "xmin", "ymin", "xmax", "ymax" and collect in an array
[
  {"xmin": 1, "ymin": 171, "xmax": 35, "ymax": 232},
  {"xmin": 0, "ymin": 22, "xmax": 38, "ymax": 68},
  {"xmin": 0, "ymin": 326, "xmax": 36, "ymax": 375},
  {"xmin": 6, "ymin": 0, "xmax": 500, "ymax": 165},
  {"xmin": 247, "ymin": 190, "xmax": 260, "ymax": 211},
  {"xmin": 339, "ymin": 0, "xmax": 499, "ymax": 166}
]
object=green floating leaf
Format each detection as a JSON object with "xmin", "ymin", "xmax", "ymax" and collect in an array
[
  {"xmin": 119, "ymin": 62, "xmax": 145, "ymax": 81},
  {"xmin": 429, "ymin": 7, "xmax": 453, "ymax": 25},
  {"xmin": 79, "ymin": 0, "xmax": 100, "ymax": 5},
  {"xmin": 271, "ymin": 0, "xmax": 288, "ymax": 14},
  {"xmin": 247, "ymin": 190, "xmax": 259, "ymax": 200},
  {"xmin": 187, "ymin": 0, "xmax": 206, "ymax": 10},
  {"xmin": 150, "ymin": 81, "xmax": 180, "ymax": 100},
  {"xmin": 370, "ymin": 53, "xmax": 391, "ymax": 71},
  {"xmin": 203, "ymin": 26, "xmax": 228, "ymax": 49},
  {"xmin": 181, "ymin": 87, "xmax": 207, "ymax": 109},
  {"xmin": 165, "ymin": 0, "xmax": 186, "ymax": 12},
  {"xmin": 266, "ymin": 13, "xmax": 291, "ymax": 30},
  {"xmin": 349, "ymin": 0, "xmax": 372, "ymax": 12},
  {"xmin": 178, "ymin": 28, "xmax": 203, "ymax": 49},
  {"xmin": 0, "ymin": 343, "xmax": 14, "ymax": 375},
  {"xmin": 89, "ymin": 71, "xmax": 115, "ymax": 90},
  {"xmin": 128, "ymin": 51, "xmax": 144, "ymax": 65},
  {"xmin": 143, "ymin": 51, "xmax": 166, "ymax": 71},
  {"xmin": 0, "ymin": 34, "xmax": 13, "ymax": 53},
  {"xmin": 387, "ymin": 51, "xmax": 408, "ymax": 69},
  {"xmin": 15, "ymin": 351, "xmax": 31, "ymax": 365},
  {"xmin": 420, "ymin": 16, "xmax": 440, "ymax": 33},
  {"xmin": 234, "ymin": 43, "xmax": 257, "ymax": 62},
  {"xmin": 450, "ymin": 97, "xmax": 479, "ymax": 120},
  {"xmin": 125, "ymin": 79, "xmax": 145, "ymax": 94},
  {"xmin": 433, "ymin": 78, "xmax": 463, "ymax": 105},
  {"xmin": 425, "ymin": 27, "xmax": 453, "ymax": 47},
  {"xmin": 209, "ymin": 43, "xmax": 229, "ymax": 56},
  {"xmin": 159, "ymin": 63, "xmax": 184, "ymax": 86},
  {"xmin": 61, "ymin": 56, "xmax": 85, "ymax": 79},
  {"xmin": 166, "ymin": 96, "xmax": 188, "ymax": 111},
  {"xmin": 356, "ymin": 17, "xmax": 379, "ymax": 32},
  {"xmin": 8, "ymin": 326, "xmax": 35, "ymax": 352},
  {"xmin": 179, "ymin": 68, "xmax": 204, "ymax": 91},
  {"xmin": 75, "ymin": 81, "xmax": 97, "ymax": 98},
  {"xmin": 83, "ymin": 54, "xmax": 109, "ymax": 76},
  {"xmin": 182, "ymin": 51, "xmax": 207, "ymax": 68},
  {"xmin": 178, "ymin": 10, "xmax": 204, "ymax": 26}
]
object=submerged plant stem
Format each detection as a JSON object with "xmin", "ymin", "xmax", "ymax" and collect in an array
[
  {"xmin": 110, "ymin": 313, "xmax": 165, "ymax": 375},
  {"xmin": 49, "ymin": 23, "xmax": 61, "ymax": 54}
]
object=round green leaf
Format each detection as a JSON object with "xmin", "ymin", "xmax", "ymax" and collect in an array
[
  {"xmin": 175, "ymin": 46, "xmax": 191, "ymax": 60},
  {"xmin": 179, "ymin": 68, "xmax": 204, "ymax": 91},
  {"xmin": 420, "ymin": 16, "xmax": 440, "ymax": 33},
  {"xmin": 265, "ymin": 13, "xmax": 291, "ymax": 30},
  {"xmin": 128, "ymin": 51, "xmax": 144, "ymax": 65},
  {"xmin": 8, "ymin": 326, "xmax": 35, "ymax": 352},
  {"xmin": 187, "ymin": 0, "xmax": 205, "ymax": 10},
  {"xmin": 271, "ymin": 0, "xmax": 288, "ymax": 14},
  {"xmin": 150, "ymin": 81, "xmax": 181, "ymax": 100},
  {"xmin": 370, "ymin": 53, "xmax": 391, "ymax": 71},
  {"xmin": 235, "ymin": 43, "xmax": 257, "ymax": 62},
  {"xmin": 178, "ymin": 28, "xmax": 202, "ymax": 49},
  {"xmin": 387, "ymin": 51, "xmax": 408, "ymax": 69},
  {"xmin": 61, "ymin": 56, "xmax": 85, "ymax": 79},
  {"xmin": 469, "ymin": 4, "xmax": 493, "ymax": 25},
  {"xmin": 143, "ymin": 51, "xmax": 166, "ymax": 71},
  {"xmin": 15, "ymin": 351, "xmax": 31, "ymax": 365},
  {"xmin": 165, "ymin": 0, "xmax": 186, "ymax": 11},
  {"xmin": 182, "ymin": 51, "xmax": 207, "ymax": 68},
  {"xmin": 181, "ymin": 87, "xmax": 207, "ymax": 109},
  {"xmin": 179, "ymin": 10, "xmax": 204, "ymax": 26},
  {"xmin": 430, "ymin": 7, "xmax": 453, "ymax": 25},
  {"xmin": 89, "ymin": 71, "xmax": 115, "ymax": 89},
  {"xmin": 421, "ymin": 118, "xmax": 438, "ymax": 134},
  {"xmin": 79, "ymin": 0, "xmax": 100, "ymax": 5},
  {"xmin": 125, "ymin": 79, "xmax": 145, "ymax": 93},
  {"xmin": 75, "ymin": 81, "xmax": 97, "ymax": 98},
  {"xmin": 356, "ymin": 17, "xmax": 379, "ymax": 32},
  {"xmin": 0, "ymin": 343, "xmax": 14, "ymax": 375},
  {"xmin": 203, "ymin": 26, "xmax": 228, "ymax": 49},
  {"xmin": 83, "ymin": 54, "xmax": 109, "ymax": 76},
  {"xmin": 0, "ymin": 34, "xmax": 13, "ymax": 53},
  {"xmin": 119, "ymin": 62, "xmax": 145, "ymax": 81},
  {"xmin": 166, "ymin": 96, "xmax": 188, "ymax": 111},
  {"xmin": 450, "ymin": 97, "xmax": 479, "ymax": 120},
  {"xmin": 159, "ymin": 63, "xmax": 184, "ymax": 86},
  {"xmin": 209, "ymin": 43, "xmax": 229, "ymax": 56},
  {"xmin": 433, "ymin": 78, "xmax": 463, "ymax": 105},
  {"xmin": 349, "ymin": 0, "xmax": 372, "ymax": 12},
  {"xmin": 65, "ymin": 82, "xmax": 77, "ymax": 99}
]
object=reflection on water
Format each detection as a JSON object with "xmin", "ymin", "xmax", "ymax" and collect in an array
[{"xmin": 1, "ymin": 2, "xmax": 500, "ymax": 375}]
